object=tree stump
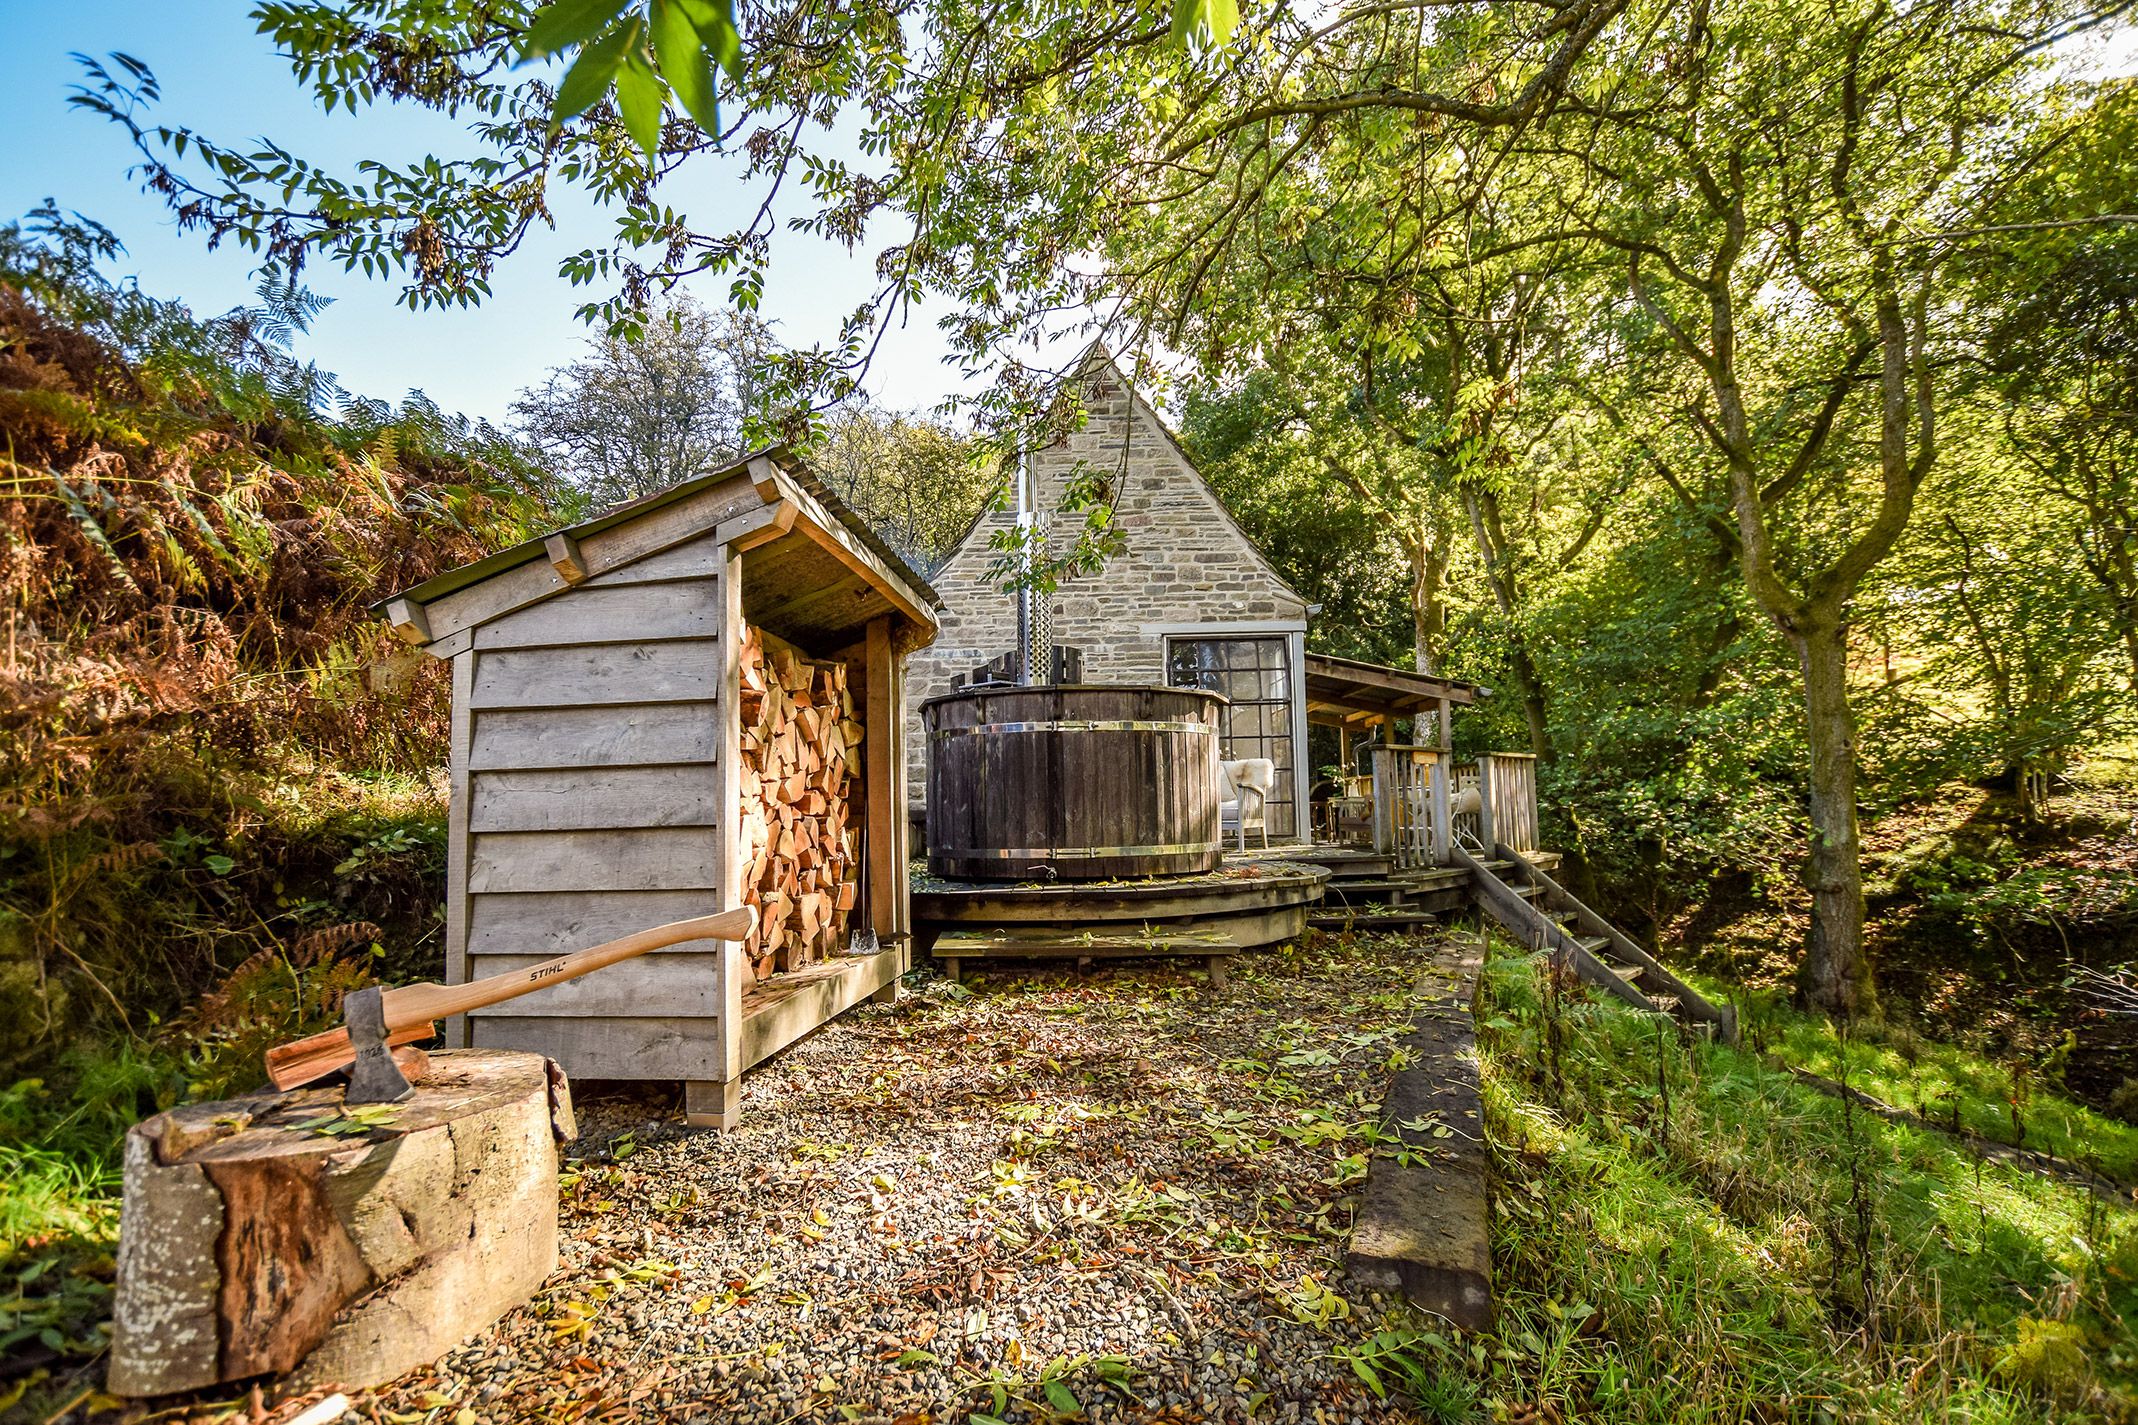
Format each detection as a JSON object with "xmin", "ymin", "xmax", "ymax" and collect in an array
[{"xmin": 110, "ymin": 1050, "xmax": 576, "ymax": 1397}]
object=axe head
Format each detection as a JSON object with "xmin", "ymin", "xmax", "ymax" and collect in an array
[{"xmin": 342, "ymin": 985, "xmax": 415, "ymax": 1104}]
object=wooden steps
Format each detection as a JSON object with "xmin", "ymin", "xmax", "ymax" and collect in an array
[
  {"xmin": 931, "ymin": 925, "xmax": 1236, "ymax": 985},
  {"xmin": 1457, "ymin": 845, "xmax": 1736, "ymax": 1042},
  {"xmin": 1306, "ymin": 909, "xmax": 1443, "ymax": 931}
]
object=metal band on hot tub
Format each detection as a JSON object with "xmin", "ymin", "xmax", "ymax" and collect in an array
[
  {"xmin": 930, "ymin": 718, "xmax": 1218, "ymax": 741},
  {"xmin": 925, "ymin": 841, "xmax": 1216, "ymax": 860}
]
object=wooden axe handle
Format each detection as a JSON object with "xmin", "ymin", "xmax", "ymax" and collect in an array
[{"xmin": 264, "ymin": 908, "xmax": 756, "ymax": 1090}]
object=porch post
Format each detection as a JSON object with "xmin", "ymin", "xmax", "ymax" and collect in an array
[
  {"xmin": 1370, "ymin": 744, "xmax": 1393, "ymax": 856},
  {"xmin": 1426, "ymin": 749, "xmax": 1452, "ymax": 865},
  {"xmin": 1475, "ymin": 751, "xmax": 1497, "ymax": 852}
]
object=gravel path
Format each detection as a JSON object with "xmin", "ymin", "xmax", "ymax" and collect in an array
[{"xmin": 368, "ymin": 932, "xmax": 1469, "ymax": 1425}]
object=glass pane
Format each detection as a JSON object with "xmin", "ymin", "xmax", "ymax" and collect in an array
[{"xmin": 1169, "ymin": 635, "xmax": 1298, "ymax": 839}]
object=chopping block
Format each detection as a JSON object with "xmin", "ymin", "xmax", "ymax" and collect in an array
[{"xmin": 109, "ymin": 1050, "xmax": 576, "ymax": 1398}]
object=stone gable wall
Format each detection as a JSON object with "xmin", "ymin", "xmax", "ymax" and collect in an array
[{"xmin": 904, "ymin": 360, "xmax": 1308, "ymax": 800}]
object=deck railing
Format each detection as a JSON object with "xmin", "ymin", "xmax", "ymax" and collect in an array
[
  {"xmin": 1368, "ymin": 747, "xmax": 1539, "ymax": 868},
  {"xmin": 1368, "ymin": 745, "xmax": 1447, "ymax": 868},
  {"xmin": 1478, "ymin": 752, "xmax": 1539, "ymax": 854}
]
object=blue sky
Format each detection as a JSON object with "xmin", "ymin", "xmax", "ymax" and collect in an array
[{"xmin": 0, "ymin": 2, "xmax": 960, "ymax": 425}]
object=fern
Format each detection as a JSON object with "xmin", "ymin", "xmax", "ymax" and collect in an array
[{"xmin": 50, "ymin": 472, "xmax": 139, "ymax": 593}]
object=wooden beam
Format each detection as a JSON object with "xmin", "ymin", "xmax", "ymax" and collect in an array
[
  {"xmin": 1302, "ymin": 654, "xmax": 1477, "ymax": 706},
  {"xmin": 748, "ymin": 458, "xmax": 938, "ymax": 634},
  {"xmin": 384, "ymin": 597, "xmax": 431, "ymax": 646},
  {"xmin": 864, "ymin": 616, "xmax": 900, "ymax": 951},
  {"xmin": 746, "ymin": 454, "xmax": 785, "ymax": 506},
  {"xmin": 545, "ymin": 532, "xmax": 588, "ymax": 585},
  {"xmin": 443, "ymin": 651, "xmax": 475, "ymax": 1049},
  {"xmin": 708, "ymin": 545, "xmax": 748, "ymax": 1127},
  {"xmin": 716, "ymin": 500, "xmax": 798, "ymax": 553}
]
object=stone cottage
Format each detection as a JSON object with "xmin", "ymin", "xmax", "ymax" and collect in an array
[{"xmin": 905, "ymin": 347, "xmax": 1313, "ymax": 838}]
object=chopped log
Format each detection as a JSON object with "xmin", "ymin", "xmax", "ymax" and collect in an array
[
  {"xmin": 110, "ymin": 1051, "xmax": 572, "ymax": 1397},
  {"xmin": 732, "ymin": 626, "xmax": 863, "ymax": 976}
]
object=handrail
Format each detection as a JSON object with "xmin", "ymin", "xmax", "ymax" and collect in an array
[{"xmin": 1497, "ymin": 846, "xmax": 1738, "ymax": 1043}]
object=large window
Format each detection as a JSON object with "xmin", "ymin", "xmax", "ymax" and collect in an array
[{"xmin": 1166, "ymin": 635, "xmax": 1297, "ymax": 837}]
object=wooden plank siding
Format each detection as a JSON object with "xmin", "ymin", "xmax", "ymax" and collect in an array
[
  {"xmin": 469, "ymin": 1015, "xmax": 727, "ymax": 1081},
  {"xmin": 457, "ymin": 566, "xmax": 730, "ymax": 1088},
  {"xmin": 473, "ymin": 584, "xmax": 723, "ymax": 650},
  {"xmin": 470, "ymin": 643, "xmax": 723, "ymax": 708},
  {"xmin": 582, "ymin": 539, "xmax": 728, "ymax": 587},
  {"xmin": 466, "ymin": 889, "xmax": 734, "ymax": 957},
  {"xmin": 468, "ymin": 827, "xmax": 721, "ymax": 893},
  {"xmin": 469, "ymin": 766, "xmax": 721, "ymax": 833},
  {"xmin": 468, "ymin": 703, "xmax": 721, "ymax": 770},
  {"xmin": 463, "ymin": 953, "xmax": 723, "ymax": 1018}
]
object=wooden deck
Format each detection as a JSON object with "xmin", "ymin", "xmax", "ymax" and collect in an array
[
  {"xmin": 1235, "ymin": 843, "xmax": 1564, "ymax": 929},
  {"xmin": 912, "ymin": 857, "xmax": 1329, "ymax": 980},
  {"xmin": 910, "ymin": 843, "xmax": 1578, "ymax": 976}
]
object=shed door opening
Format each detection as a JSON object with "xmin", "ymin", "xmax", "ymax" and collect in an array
[{"xmin": 1165, "ymin": 635, "xmax": 1298, "ymax": 838}]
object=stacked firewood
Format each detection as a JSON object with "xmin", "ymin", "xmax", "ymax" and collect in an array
[{"xmin": 737, "ymin": 627, "xmax": 864, "ymax": 980}]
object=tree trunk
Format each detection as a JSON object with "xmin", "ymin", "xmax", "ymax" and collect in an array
[
  {"xmin": 1408, "ymin": 533, "xmax": 1445, "ymax": 675},
  {"xmin": 110, "ymin": 1050, "xmax": 574, "ymax": 1397},
  {"xmin": 1462, "ymin": 489, "xmax": 1555, "ymax": 761},
  {"xmin": 1794, "ymin": 617, "xmax": 1875, "ymax": 1017}
]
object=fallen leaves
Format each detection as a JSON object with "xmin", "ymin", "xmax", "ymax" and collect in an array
[{"xmin": 340, "ymin": 931, "xmax": 1469, "ymax": 1425}]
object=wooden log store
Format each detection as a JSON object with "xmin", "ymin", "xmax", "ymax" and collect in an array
[{"xmin": 379, "ymin": 451, "xmax": 940, "ymax": 1127}]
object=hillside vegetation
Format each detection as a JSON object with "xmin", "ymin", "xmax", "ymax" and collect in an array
[{"xmin": 0, "ymin": 211, "xmax": 559, "ymax": 1264}]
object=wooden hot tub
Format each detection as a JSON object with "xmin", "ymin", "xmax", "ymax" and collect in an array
[{"xmin": 923, "ymin": 684, "xmax": 1224, "ymax": 880}]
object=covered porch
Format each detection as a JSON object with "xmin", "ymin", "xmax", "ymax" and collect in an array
[{"xmin": 1300, "ymin": 653, "xmax": 1540, "ymax": 870}]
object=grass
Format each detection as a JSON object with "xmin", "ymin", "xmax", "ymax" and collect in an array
[
  {"xmin": 0, "ymin": 1081, "xmax": 127, "ymax": 1419},
  {"xmin": 1736, "ymin": 985, "xmax": 2138, "ymax": 1183},
  {"xmin": 1384, "ymin": 946, "xmax": 2138, "ymax": 1424},
  {"xmin": 8, "ymin": 924, "xmax": 2138, "ymax": 1422}
]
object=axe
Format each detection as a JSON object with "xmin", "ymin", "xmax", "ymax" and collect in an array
[{"xmin": 265, "ymin": 907, "xmax": 756, "ymax": 1100}]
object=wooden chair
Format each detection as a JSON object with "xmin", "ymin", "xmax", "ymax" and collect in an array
[{"xmin": 1217, "ymin": 758, "xmax": 1275, "ymax": 850}]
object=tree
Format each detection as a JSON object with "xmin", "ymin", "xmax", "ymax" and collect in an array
[
  {"xmin": 803, "ymin": 406, "xmax": 991, "ymax": 569},
  {"xmin": 509, "ymin": 295, "xmax": 769, "ymax": 506},
  {"xmin": 71, "ymin": 0, "xmax": 2131, "ymax": 1014},
  {"xmin": 68, "ymin": 0, "xmax": 1610, "ymax": 419},
  {"xmin": 1515, "ymin": 0, "xmax": 2120, "ymax": 1014},
  {"xmin": 1972, "ymin": 86, "xmax": 2138, "ymax": 695}
]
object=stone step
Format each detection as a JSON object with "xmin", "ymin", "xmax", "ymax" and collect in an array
[{"xmin": 1346, "ymin": 940, "xmax": 1492, "ymax": 1330}]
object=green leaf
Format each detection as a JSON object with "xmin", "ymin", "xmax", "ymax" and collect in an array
[
  {"xmin": 1170, "ymin": 0, "xmax": 1240, "ymax": 49},
  {"xmin": 676, "ymin": 0, "xmax": 743, "ymax": 81},
  {"xmin": 553, "ymin": 21, "xmax": 633, "ymax": 123},
  {"xmin": 651, "ymin": 0, "xmax": 720, "ymax": 133},
  {"xmin": 1043, "ymin": 1379, "xmax": 1080, "ymax": 1414},
  {"xmin": 203, "ymin": 854, "xmax": 235, "ymax": 875},
  {"xmin": 615, "ymin": 53, "xmax": 665, "ymax": 157},
  {"xmin": 521, "ymin": 0, "xmax": 632, "ymax": 59}
]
